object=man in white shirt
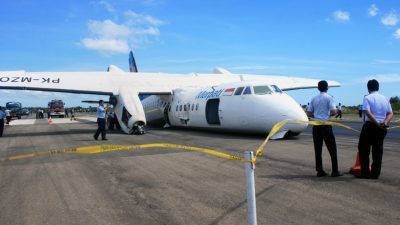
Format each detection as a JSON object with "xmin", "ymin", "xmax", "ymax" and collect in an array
[
  {"xmin": 5, "ymin": 109, "xmax": 11, "ymax": 124},
  {"xmin": 93, "ymin": 100, "xmax": 107, "ymax": 140},
  {"xmin": 357, "ymin": 79, "xmax": 393, "ymax": 179},
  {"xmin": 307, "ymin": 80, "xmax": 343, "ymax": 177}
]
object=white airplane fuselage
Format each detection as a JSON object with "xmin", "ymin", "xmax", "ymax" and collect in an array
[{"xmin": 142, "ymin": 81, "xmax": 308, "ymax": 136}]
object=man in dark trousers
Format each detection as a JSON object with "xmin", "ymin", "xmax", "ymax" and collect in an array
[
  {"xmin": 93, "ymin": 100, "xmax": 107, "ymax": 140},
  {"xmin": 307, "ymin": 80, "xmax": 343, "ymax": 177},
  {"xmin": 357, "ymin": 79, "xmax": 393, "ymax": 179}
]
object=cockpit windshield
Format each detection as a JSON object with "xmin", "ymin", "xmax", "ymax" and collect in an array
[
  {"xmin": 271, "ymin": 85, "xmax": 283, "ymax": 93},
  {"xmin": 253, "ymin": 86, "xmax": 273, "ymax": 95}
]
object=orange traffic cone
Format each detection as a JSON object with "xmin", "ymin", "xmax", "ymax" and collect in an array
[
  {"xmin": 349, "ymin": 152, "xmax": 361, "ymax": 174},
  {"xmin": 48, "ymin": 116, "xmax": 53, "ymax": 125},
  {"xmin": 349, "ymin": 152, "xmax": 371, "ymax": 174}
]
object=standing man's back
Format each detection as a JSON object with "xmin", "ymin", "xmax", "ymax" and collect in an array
[
  {"xmin": 357, "ymin": 79, "xmax": 393, "ymax": 179},
  {"xmin": 307, "ymin": 80, "xmax": 343, "ymax": 177}
]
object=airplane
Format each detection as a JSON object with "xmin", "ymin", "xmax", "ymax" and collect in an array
[{"xmin": 0, "ymin": 51, "xmax": 340, "ymax": 138}]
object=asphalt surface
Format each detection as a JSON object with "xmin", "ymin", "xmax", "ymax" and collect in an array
[{"xmin": 0, "ymin": 116, "xmax": 399, "ymax": 225}]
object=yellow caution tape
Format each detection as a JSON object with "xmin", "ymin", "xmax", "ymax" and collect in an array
[
  {"xmin": 0, "ymin": 144, "xmax": 251, "ymax": 164},
  {"xmin": 1, "ymin": 119, "xmax": 399, "ymax": 165}
]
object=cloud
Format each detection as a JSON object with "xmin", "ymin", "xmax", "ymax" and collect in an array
[
  {"xmin": 333, "ymin": 10, "xmax": 350, "ymax": 23},
  {"xmin": 82, "ymin": 38, "xmax": 129, "ymax": 54},
  {"xmin": 394, "ymin": 28, "xmax": 400, "ymax": 39},
  {"xmin": 381, "ymin": 12, "xmax": 398, "ymax": 26},
  {"xmin": 365, "ymin": 74, "xmax": 400, "ymax": 83},
  {"xmin": 374, "ymin": 59, "xmax": 400, "ymax": 64},
  {"xmin": 99, "ymin": 0, "xmax": 115, "ymax": 13},
  {"xmin": 368, "ymin": 4, "xmax": 379, "ymax": 17},
  {"xmin": 81, "ymin": 3, "xmax": 164, "ymax": 55}
]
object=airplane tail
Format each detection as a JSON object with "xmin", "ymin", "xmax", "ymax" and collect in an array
[{"xmin": 129, "ymin": 51, "xmax": 138, "ymax": 73}]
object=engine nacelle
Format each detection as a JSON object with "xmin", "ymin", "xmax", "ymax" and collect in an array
[{"xmin": 112, "ymin": 86, "xmax": 146, "ymax": 134}]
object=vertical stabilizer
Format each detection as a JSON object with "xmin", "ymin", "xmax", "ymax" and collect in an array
[{"xmin": 129, "ymin": 51, "xmax": 138, "ymax": 73}]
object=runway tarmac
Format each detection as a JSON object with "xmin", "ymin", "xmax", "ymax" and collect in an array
[{"xmin": 0, "ymin": 116, "xmax": 399, "ymax": 225}]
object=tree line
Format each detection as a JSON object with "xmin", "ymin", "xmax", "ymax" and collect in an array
[{"xmin": 390, "ymin": 96, "xmax": 400, "ymax": 111}]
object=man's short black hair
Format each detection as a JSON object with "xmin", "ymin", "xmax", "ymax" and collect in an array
[
  {"xmin": 367, "ymin": 79, "xmax": 379, "ymax": 92},
  {"xmin": 99, "ymin": 100, "xmax": 104, "ymax": 104},
  {"xmin": 318, "ymin": 80, "xmax": 328, "ymax": 92}
]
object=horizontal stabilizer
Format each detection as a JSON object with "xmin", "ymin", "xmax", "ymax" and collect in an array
[
  {"xmin": 213, "ymin": 67, "xmax": 232, "ymax": 74},
  {"xmin": 82, "ymin": 100, "xmax": 109, "ymax": 104},
  {"xmin": 107, "ymin": 65, "xmax": 125, "ymax": 74}
]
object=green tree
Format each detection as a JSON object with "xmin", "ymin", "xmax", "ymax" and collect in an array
[{"xmin": 390, "ymin": 96, "xmax": 400, "ymax": 111}]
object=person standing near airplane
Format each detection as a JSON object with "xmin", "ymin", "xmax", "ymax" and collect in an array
[
  {"xmin": 307, "ymin": 80, "xmax": 343, "ymax": 177},
  {"xmin": 0, "ymin": 107, "xmax": 5, "ymax": 137},
  {"xmin": 356, "ymin": 79, "xmax": 393, "ymax": 179},
  {"xmin": 5, "ymin": 108, "xmax": 11, "ymax": 124},
  {"xmin": 94, "ymin": 100, "xmax": 107, "ymax": 140},
  {"xmin": 335, "ymin": 103, "xmax": 343, "ymax": 119}
]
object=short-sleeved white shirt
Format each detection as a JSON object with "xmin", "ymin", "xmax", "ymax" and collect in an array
[
  {"xmin": 307, "ymin": 92, "xmax": 336, "ymax": 121},
  {"xmin": 362, "ymin": 91, "xmax": 392, "ymax": 123},
  {"xmin": 97, "ymin": 106, "xmax": 106, "ymax": 119}
]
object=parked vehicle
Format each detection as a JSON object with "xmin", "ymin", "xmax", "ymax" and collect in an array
[
  {"xmin": 48, "ymin": 100, "xmax": 65, "ymax": 118},
  {"xmin": 6, "ymin": 102, "xmax": 22, "ymax": 119}
]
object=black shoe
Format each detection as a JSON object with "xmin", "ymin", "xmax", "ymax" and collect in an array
[
  {"xmin": 101, "ymin": 138, "xmax": 108, "ymax": 141},
  {"xmin": 317, "ymin": 171, "xmax": 327, "ymax": 177},
  {"xmin": 331, "ymin": 171, "xmax": 344, "ymax": 177},
  {"xmin": 93, "ymin": 135, "xmax": 98, "ymax": 140}
]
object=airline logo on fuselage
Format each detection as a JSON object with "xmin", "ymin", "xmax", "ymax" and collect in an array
[{"xmin": 195, "ymin": 89, "xmax": 224, "ymax": 100}]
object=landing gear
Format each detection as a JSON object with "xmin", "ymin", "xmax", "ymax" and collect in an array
[{"xmin": 130, "ymin": 125, "xmax": 146, "ymax": 135}]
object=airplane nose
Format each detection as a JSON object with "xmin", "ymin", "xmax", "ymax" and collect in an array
[{"xmin": 277, "ymin": 94, "xmax": 308, "ymax": 133}]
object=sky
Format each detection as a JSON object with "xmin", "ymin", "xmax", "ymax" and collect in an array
[{"xmin": 0, "ymin": 0, "xmax": 399, "ymax": 107}]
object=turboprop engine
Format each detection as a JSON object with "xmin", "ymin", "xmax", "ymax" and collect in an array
[{"xmin": 110, "ymin": 86, "xmax": 146, "ymax": 134}]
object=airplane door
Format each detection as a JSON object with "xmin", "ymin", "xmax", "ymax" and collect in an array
[
  {"xmin": 163, "ymin": 103, "xmax": 171, "ymax": 125},
  {"xmin": 205, "ymin": 99, "xmax": 220, "ymax": 125}
]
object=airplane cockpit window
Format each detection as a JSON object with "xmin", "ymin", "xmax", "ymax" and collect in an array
[
  {"xmin": 234, "ymin": 87, "xmax": 244, "ymax": 95},
  {"xmin": 271, "ymin": 85, "xmax": 283, "ymax": 93},
  {"xmin": 243, "ymin": 86, "xmax": 252, "ymax": 95},
  {"xmin": 253, "ymin": 86, "xmax": 273, "ymax": 95}
]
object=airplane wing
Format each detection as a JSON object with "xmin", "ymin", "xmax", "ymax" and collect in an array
[
  {"xmin": 0, "ymin": 70, "xmax": 339, "ymax": 96},
  {"xmin": 240, "ymin": 74, "xmax": 340, "ymax": 91}
]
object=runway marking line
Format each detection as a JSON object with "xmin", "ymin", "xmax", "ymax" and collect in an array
[{"xmin": 0, "ymin": 119, "xmax": 398, "ymax": 165}]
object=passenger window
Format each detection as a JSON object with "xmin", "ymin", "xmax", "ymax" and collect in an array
[
  {"xmin": 243, "ymin": 86, "xmax": 252, "ymax": 95},
  {"xmin": 184, "ymin": 104, "xmax": 187, "ymax": 111},
  {"xmin": 180, "ymin": 105, "xmax": 182, "ymax": 111},
  {"xmin": 191, "ymin": 104, "xmax": 194, "ymax": 111},
  {"xmin": 176, "ymin": 105, "xmax": 178, "ymax": 111},
  {"xmin": 234, "ymin": 87, "xmax": 244, "ymax": 95},
  {"xmin": 253, "ymin": 86, "xmax": 273, "ymax": 95},
  {"xmin": 196, "ymin": 103, "xmax": 199, "ymax": 111}
]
